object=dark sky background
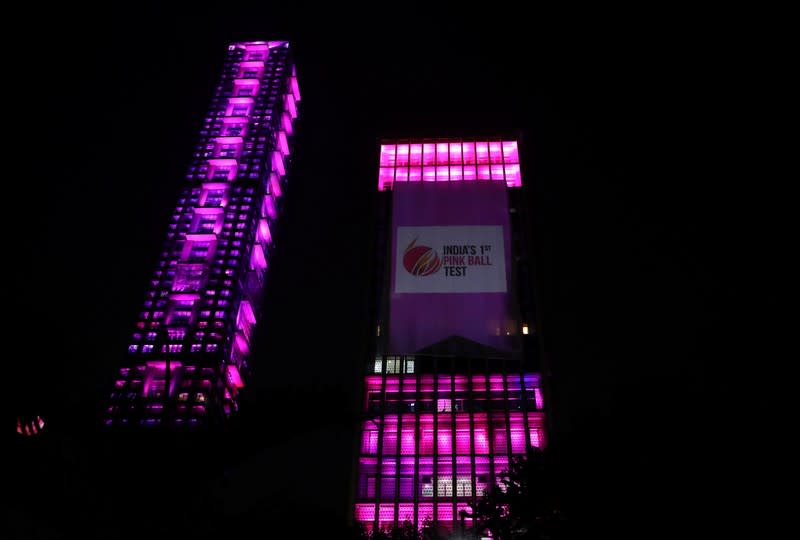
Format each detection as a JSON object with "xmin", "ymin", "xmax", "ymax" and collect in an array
[{"xmin": 5, "ymin": 3, "xmax": 783, "ymax": 539}]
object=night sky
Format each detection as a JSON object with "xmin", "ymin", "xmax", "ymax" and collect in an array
[{"xmin": 6, "ymin": 3, "xmax": 781, "ymax": 539}]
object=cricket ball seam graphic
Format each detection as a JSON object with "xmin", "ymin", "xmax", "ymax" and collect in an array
[{"xmin": 403, "ymin": 238, "xmax": 442, "ymax": 276}]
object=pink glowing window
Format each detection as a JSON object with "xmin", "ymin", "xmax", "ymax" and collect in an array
[
  {"xmin": 489, "ymin": 142, "xmax": 503, "ymax": 164},
  {"xmin": 418, "ymin": 504, "xmax": 433, "ymax": 522},
  {"xmin": 382, "ymin": 415, "xmax": 398, "ymax": 455},
  {"xmin": 261, "ymin": 193, "xmax": 277, "ymax": 219},
  {"xmin": 534, "ymin": 388, "xmax": 544, "ymax": 410},
  {"xmin": 243, "ymin": 45, "xmax": 268, "ymax": 62},
  {"xmin": 236, "ymin": 300, "xmax": 256, "ymax": 341},
  {"xmin": 362, "ymin": 421, "xmax": 379, "ymax": 454},
  {"xmin": 257, "ymin": 218, "xmax": 272, "ymax": 245},
  {"xmin": 214, "ymin": 136, "xmax": 243, "ymax": 158},
  {"xmin": 278, "ymin": 130, "xmax": 289, "ymax": 156},
  {"xmin": 455, "ymin": 414, "xmax": 471, "ymax": 454},
  {"xmin": 477, "ymin": 165, "xmax": 491, "ymax": 180},
  {"xmin": 380, "ymin": 145, "xmax": 396, "ymax": 167},
  {"xmin": 395, "ymin": 167, "xmax": 409, "ymax": 182},
  {"xmin": 476, "ymin": 142, "xmax": 490, "ymax": 164},
  {"xmin": 281, "ymin": 112, "xmax": 293, "ymax": 136},
  {"xmin": 436, "ymin": 143, "xmax": 449, "ymax": 164},
  {"xmin": 182, "ymin": 235, "xmax": 217, "ymax": 262},
  {"xmin": 355, "ymin": 504, "xmax": 375, "ymax": 522},
  {"xmin": 290, "ymin": 74, "xmax": 300, "ymax": 102},
  {"xmin": 419, "ymin": 415, "xmax": 434, "ymax": 454},
  {"xmin": 449, "ymin": 143, "xmax": 462, "ymax": 164},
  {"xmin": 473, "ymin": 414, "xmax": 489, "ymax": 454},
  {"xmin": 207, "ymin": 159, "xmax": 238, "ymax": 181},
  {"xmin": 462, "ymin": 142, "xmax": 476, "ymax": 164},
  {"xmin": 504, "ymin": 164, "xmax": 522, "ymax": 187},
  {"xmin": 400, "ymin": 415, "xmax": 415, "ymax": 455},
  {"xmin": 490, "ymin": 164, "xmax": 505, "ymax": 181},
  {"xmin": 408, "ymin": 167, "xmax": 422, "ymax": 182},
  {"xmin": 200, "ymin": 183, "xmax": 228, "ymax": 207},
  {"xmin": 396, "ymin": 144, "xmax": 409, "ymax": 166},
  {"xmin": 437, "ymin": 417, "xmax": 452, "ymax": 454},
  {"xmin": 509, "ymin": 413, "xmax": 526, "ymax": 453},
  {"xmin": 422, "ymin": 166, "xmax": 436, "ymax": 182},
  {"xmin": 437, "ymin": 504, "xmax": 453, "ymax": 522},
  {"xmin": 225, "ymin": 98, "xmax": 254, "ymax": 117},
  {"xmin": 250, "ymin": 244, "xmax": 267, "ymax": 271},
  {"xmin": 492, "ymin": 415, "xmax": 508, "ymax": 453},
  {"xmin": 422, "ymin": 144, "xmax": 436, "ymax": 165},
  {"xmin": 285, "ymin": 93, "xmax": 297, "ymax": 119},
  {"xmin": 226, "ymin": 364, "xmax": 244, "ymax": 389},
  {"xmin": 272, "ymin": 151, "xmax": 285, "ymax": 176},
  {"xmin": 529, "ymin": 428, "xmax": 542, "ymax": 448},
  {"xmin": 221, "ymin": 117, "xmax": 248, "ymax": 137},
  {"xmin": 385, "ymin": 376, "xmax": 400, "ymax": 393},
  {"xmin": 436, "ymin": 166, "xmax": 449, "ymax": 181},
  {"xmin": 502, "ymin": 141, "xmax": 519, "ymax": 163},
  {"xmin": 269, "ymin": 172, "xmax": 282, "ymax": 198},
  {"xmin": 237, "ymin": 61, "xmax": 264, "ymax": 79},
  {"xmin": 378, "ymin": 504, "xmax": 395, "ymax": 526},
  {"xmin": 378, "ymin": 168, "xmax": 394, "ymax": 191},
  {"xmin": 463, "ymin": 165, "xmax": 477, "ymax": 181},
  {"xmin": 449, "ymin": 166, "xmax": 463, "ymax": 181},
  {"xmin": 398, "ymin": 503, "xmax": 414, "ymax": 522},
  {"xmin": 409, "ymin": 144, "xmax": 422, "ymax": 165},
  {"xmin": 233, "ymin": 79, "xmax": 259, "ymax": 98}
]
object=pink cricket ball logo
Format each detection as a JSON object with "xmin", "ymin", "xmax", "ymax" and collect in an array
[{"xmin": 403, "ymin": 238, "xmax": 443, "ymax": 276}]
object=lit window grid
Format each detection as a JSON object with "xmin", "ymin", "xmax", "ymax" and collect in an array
[
  {"xmin": 107, "ymin": 41, "xmax": 300, "ymax": 426},
  {"xmin": 378, "ymin": 140, "xmax": 522, "ymax": 191},
  {"xmin": 355, "ymin": 372, "xmax": 545, "ymax": 531}
]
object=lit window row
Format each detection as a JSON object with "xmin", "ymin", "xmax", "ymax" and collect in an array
[{"xmin": 380, "ymin": 141, "xmax": 519, "ymax": 167}]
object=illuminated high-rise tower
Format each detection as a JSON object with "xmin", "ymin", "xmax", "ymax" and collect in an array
[
  {"xmin": 105, "ymin": 41, "xmax": 300, "ymax": 428},
  {"xmin": 354, "ymin": 138, "xmax": 546, "ymax": 532}
]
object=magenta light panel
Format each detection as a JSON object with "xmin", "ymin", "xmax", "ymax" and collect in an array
[
  {"xmin": 105, "ymin": 41, "xmax": 300, "ymax": 428},
  {"xmin": 377, "ymin": 140, "xmax": 522, "ymax": 191}
]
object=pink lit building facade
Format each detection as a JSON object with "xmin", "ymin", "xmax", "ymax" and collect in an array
[
  {"xmin": 355, "ymin": 139, "xmax": 546, "ymax": 531},
  {"xmin": 105, "ymin": 41, "xmax": 300, "ymax": 427}
]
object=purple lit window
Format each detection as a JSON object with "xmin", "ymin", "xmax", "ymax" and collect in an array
[
  {"xmin": 396, "ymin": 144, "xmax": 409, "ymax": 166},
  {"xmin": 419, "ymin": 415, "xmax": 434, "ymax": 454},
  {"xmin": 473, "ymin": 414, "xmax": 489, "ymax": 454},
  {"xmin": 437, "ymin": 503, "xmax": 452, "ymax": 522},
  {"xmin": 380, "ymin": 145, "xmax": 396, "ymax": 167},
  {"xmin": 509, "ymin": 413, "xmax": 526, "ymax": 453},
  {"xmin": 355, "ymin": 504, "xmax": 375, "ymax": 523},
  {"xmin": 409, "ymin": 144, "xmax": 422, "ymax": 165},
  {"xmin": 492, "ymin": 414, "xmax": 508, "ymax": 453},
  {"xmin": 422, "ymin": 144, "xmax": 435, "ymax": 165},
  {"xmin": 437, "ymin": 417, "xmax": 452, "ymax": 455},
  {"xmin": 463, "ymin": 165, "xmax": 477, "ymax": 181},
  {"xmin": 382, "ymin": 415, "xmax": 398, "ymax": 455},
  {"xmin": 436, "ymin": 143, "xmax": 449, "ymax": 165},
  {"xmin": 378, "ymin": 504, "xmax": 394, "ymax": 527},
  {"xmin": 418, "ymin": 503, "xmax": 433, "ymax": 523}
]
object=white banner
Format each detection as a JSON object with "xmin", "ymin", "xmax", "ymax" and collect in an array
[{"xmin": 394, "ymin": 226, "xmax": 507, "ymax": 293}]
